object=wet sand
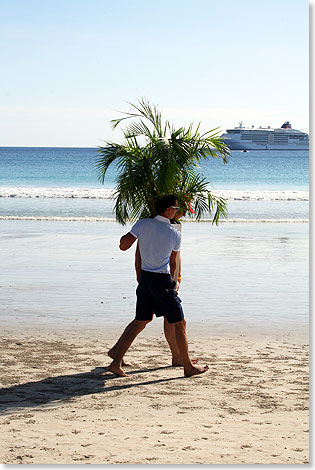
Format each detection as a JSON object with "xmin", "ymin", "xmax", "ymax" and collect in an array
[{"xmin": 0, "ymin": 220, "xmax": 309, "ymax": 464}]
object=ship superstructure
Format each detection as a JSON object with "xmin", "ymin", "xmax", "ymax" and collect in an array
[{"xmin": 221, "ymin": 121, "xmax": 309, "ymax": 150}]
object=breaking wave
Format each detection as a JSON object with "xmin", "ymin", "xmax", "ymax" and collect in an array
[
  {"xmin": 0, "ymin": 187, "xmax": 309, "ymax": 201},
  {"xmin": 0, "ymin": 215, "xmax": 308, "ymax": 223}
]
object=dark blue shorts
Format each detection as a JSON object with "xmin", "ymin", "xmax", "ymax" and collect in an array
[{"xmin": 135, "ymin": 270, "xmax": 184, "ymax": 324}]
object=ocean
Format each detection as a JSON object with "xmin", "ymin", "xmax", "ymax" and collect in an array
[
  {"xmin": 0, "ymin": 147, "xmax": 309, "ymax": 222},
  {"xmin": 0, "ymin": 147, "xmax": 309, "ymax": 332}
]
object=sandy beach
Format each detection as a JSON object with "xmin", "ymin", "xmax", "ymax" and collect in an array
[
  {"xmin": 0, "ymin": 220, "xmax": 309, "ymax": 464},
  {"xmin": 0, "ymin": 327, "xmax": 309, "ymax": 464}
]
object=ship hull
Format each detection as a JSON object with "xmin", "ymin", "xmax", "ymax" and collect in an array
[{"xmin": 221, "ymin": 139, "xmax": 309, "ymax": 151}]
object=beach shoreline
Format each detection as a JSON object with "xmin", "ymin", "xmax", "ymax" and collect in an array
[
  {"xmin": 0, "ymin": 219, "xmax": 309, "ymax": 330},
  {"xmin": 0, "ymin": 219, "xmax": 309, "ymax": 464}
]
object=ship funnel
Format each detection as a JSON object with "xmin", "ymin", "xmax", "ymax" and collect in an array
[{"xmin": 281, "ymin": 121, "xmax": 292, "ymax": 129}]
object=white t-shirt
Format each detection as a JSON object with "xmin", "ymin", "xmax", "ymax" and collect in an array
[{"xmin": 130, "ymin": 215, "xmax": 182, "ymax": 273}]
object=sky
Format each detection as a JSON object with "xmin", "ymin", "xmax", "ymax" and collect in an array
[{"xmin": 0, "ymin": 0, "xmax": 310, "ymax": 147}]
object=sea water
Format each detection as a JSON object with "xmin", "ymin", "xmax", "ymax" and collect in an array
[
  {"xmin": 0, "ymin": 147, "xmax": 309, "ymax": 332},
  {"xmin": 0, "ymin": 147, "xmax": 309, "ymax": 222},
  {"xmin": 0, "ymin": 219, "xmax": 308, "ymax": 334}
]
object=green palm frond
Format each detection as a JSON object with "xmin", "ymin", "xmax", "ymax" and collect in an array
[
  {"xmin": 111, "ymin": 97, "xmax": 164, "ymax": 138},
  {"xmin": 96, "ymin": 98, "xmax": 230, "ymax": 225},
  {"xmin": 123, "ymin": 120, "xmax": 154, "ymax": 140},
  {"xmin": 208, "ymin": 193, "xmax": 228, "ymax": 225},
  {"xmin": 173, "ymin": 172, "xmax": 228, "ymax": 225},
  {"xmin": 95, "ymin": 144, "xmax": 122, "ymax": 184}
]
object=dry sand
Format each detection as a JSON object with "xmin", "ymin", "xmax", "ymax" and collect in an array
[{"xmin": 0, "ymin": 326, "xmax": 309, "ymax": 464}]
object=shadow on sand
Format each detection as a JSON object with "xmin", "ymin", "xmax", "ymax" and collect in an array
[{"xmin": 0, "ymin": 366, "xmax": 183, "ymax": 414}]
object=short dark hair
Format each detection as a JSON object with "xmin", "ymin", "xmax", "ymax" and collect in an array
[{"xmin": 155, "ymin": 195, "xmax": 177, "ymax": 215}]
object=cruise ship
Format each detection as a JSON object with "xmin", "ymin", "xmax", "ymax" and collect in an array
[{"xmin": 220, "ymin": 121, "xmax": 309, "ymax": 150}]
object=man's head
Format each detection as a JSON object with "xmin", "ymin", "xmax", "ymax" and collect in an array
[{"xmin": 155, "ymin": 195, "xmax": 179, "ymax": 219}]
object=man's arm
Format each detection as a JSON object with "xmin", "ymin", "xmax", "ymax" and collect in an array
[
  {"xmin": 135, "ymin": 242, "xmax": 142, "ymax": 282},
  {"xmin": 169, "ymin": 250, "xmax": 179, "ymax": 280},
  {"xmin": 176, "ymin": 255, "xmax": 182, "ymax": 293},
  {"xmin": 119, "ymin": 232, "xmax": 137, "ymax": 251}
]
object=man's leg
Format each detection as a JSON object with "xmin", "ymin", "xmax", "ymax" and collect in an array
[
  {"xmin": 108, "ymin": 319, "xmax": 151, "ymax": 377},
  {"xmin": 173, "ymin": 319, "xmax": 209, "ymax": 377},
  {"xmin": 164, "ymin": 317, "xmax": 200, "ymax": 366},
  {"xmin": 163, "ymin": 317, "xmax": 181, "ymax": 366},
  {"xmin": 108, "ymin": 319, "xmax": 137, "ymax": 366}
]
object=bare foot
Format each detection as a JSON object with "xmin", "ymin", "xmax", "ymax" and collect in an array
[
  {"xmin": 184, "ymin": 364, "xmax": 209, "ymax": 377},
  {"xmin": 108, "ymin": 362, "xmax": 128, "ymax": 377},
  {"xmin": 108, "ymin": 349, "xmax": 133, "ymax": 367},
  {"xmin": 172, "ymin": 358, "xmax": 200, "ymax": 366}
]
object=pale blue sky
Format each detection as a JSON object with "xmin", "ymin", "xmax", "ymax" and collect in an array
[{"xmin": 0, "ymin": 0, "xmax": 309, "ymax": 146}]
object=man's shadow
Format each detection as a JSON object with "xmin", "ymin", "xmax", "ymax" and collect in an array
[{"xmin": 0, "ymin": 366, "xmax": 183, "ymax": 414}]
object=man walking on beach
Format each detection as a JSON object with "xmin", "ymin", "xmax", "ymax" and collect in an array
[{"xmin": 108, "ymin": 195, "xmax": 209, "ymax": 378}]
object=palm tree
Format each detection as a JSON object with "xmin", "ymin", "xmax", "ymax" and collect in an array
[{"xmin": 96, "ymin": 98, "xmax": 230, "ymax": 225}]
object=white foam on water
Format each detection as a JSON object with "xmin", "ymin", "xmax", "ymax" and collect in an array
[
  {"xmin": 0, "ymin": 215, "xmax": 117, "ymax": 222},
  {"xmin": 214, "ymin": 189, "xmax": 309, "ymax": 201},
  {"xmin": 0, "ymin": 186, "xmax": 309, "ymax": 201},
  {"xmin": 0, "ymin": 187, "xmax": 114, "ymax": 199},
  {"xmin": 0, "ymin": 215, "xmax": 308, "ymax": 223}
]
